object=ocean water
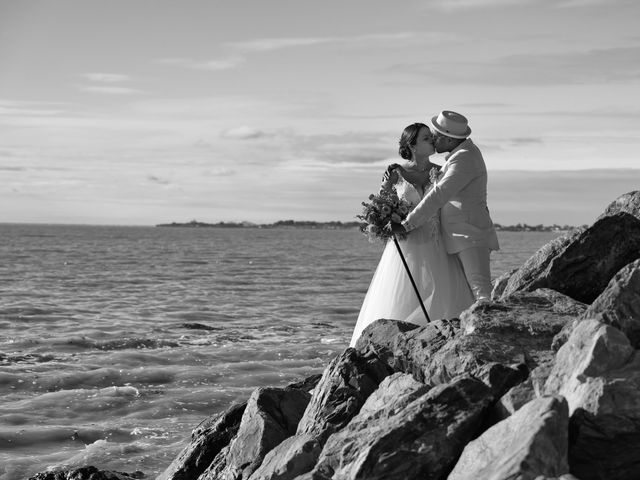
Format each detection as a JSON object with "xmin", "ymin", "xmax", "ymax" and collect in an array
[{"xmin": 0, "ymin": 224, "xmax": 562, "ymax": 479}]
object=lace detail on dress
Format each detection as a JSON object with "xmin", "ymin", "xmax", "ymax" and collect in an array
[
  {"xmin": 427, "ymin": 213, "xmax": 441, "ymax": 246},
  {"xmin": 396, "ymin": 174, "xmax": 441, "ymax": 244}
]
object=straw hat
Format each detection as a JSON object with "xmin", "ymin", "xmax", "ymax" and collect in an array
[{"xmin": 430, "ymin": 110, "xmax": 471, "ymax": 139}]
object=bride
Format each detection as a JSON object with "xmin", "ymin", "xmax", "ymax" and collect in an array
[{"xmin": 349, "ymin": 123, "xmax": 474, "ymax": 347}]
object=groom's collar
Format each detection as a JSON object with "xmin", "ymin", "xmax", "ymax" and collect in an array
[{"xmin": 445, "ymin": 138, "xmax": 473, "ymax": 160}]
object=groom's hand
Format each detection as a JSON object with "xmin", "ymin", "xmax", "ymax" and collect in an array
[{"xmin": 386, "ymin": 221, "xmax": 407, "ymax": 236}]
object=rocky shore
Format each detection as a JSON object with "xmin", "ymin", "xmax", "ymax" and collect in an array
[{"xmin": 30, "ymin": 191, "xmax": 640, "ymax": 480}]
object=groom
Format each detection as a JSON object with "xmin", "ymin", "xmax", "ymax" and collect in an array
[{"xmin": 390, "ymin": 110, "xmax": 499, "ymax": 301}]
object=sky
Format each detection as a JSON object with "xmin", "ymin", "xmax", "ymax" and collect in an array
[{"xmin": 1, "ymin": 0, "xmax": 639, "ymax": 226}]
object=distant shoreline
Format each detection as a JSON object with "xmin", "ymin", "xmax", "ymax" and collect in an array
[{"xmin": 156, "ymin": 220, "xmax": 578, "ymax": 232}]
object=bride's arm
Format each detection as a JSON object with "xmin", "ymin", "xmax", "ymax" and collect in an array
[{"xmin": 380, "ymin": 164, "xmax": 403, "ymax": 191}]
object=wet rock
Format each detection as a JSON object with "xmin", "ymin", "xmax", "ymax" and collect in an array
[
  {"xmin": 500, "ymin": 212, "xmax": 640, "ymax": 303},
  {"xmin": 597, "ymin": 190, "xmax": 640, "ymax": 221},
  {"xmin": 295, "ymin": 348, "xmax": 393, "ymax": 441},
  {"xmin": 201, "ymin": 386, "xmax": 312, "ymax": 480},
  {"xmin": 448, "ymin": 395, "xmax": 569, "ymax": 480},
  {"xmin": 159, "ymin": 375, "xmax": 321, "ymax": 480},
  {"xmin": 28, "ymin": 466, "xmax": 143, "ymax": 480},
  {"xmin": 243, "ymin": 349, "xmax": 392, "ymax": 480},
  {"xmin": 157, "ymin": 402, "xmax": 246, "ymax": 480},
  {"xmin": 310, "ymin": 374, "xmax": 492, "ymax": 480},
  {"xmin": 544, "ymin": 320, "xmax": 640, "ymax": 480}
]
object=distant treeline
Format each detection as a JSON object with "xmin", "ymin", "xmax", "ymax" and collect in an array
[
  {"xmin": 493, "ymin": 223, "xmax": 580, "ymax": 232},
  {"xmin": 157, "ymin": 220, "xmax": 577, "ymax": 232}
]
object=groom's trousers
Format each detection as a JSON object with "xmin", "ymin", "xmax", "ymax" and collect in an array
[{"xmin": 457, "ymin": 246, "xmax": 492, "ymax": 301}]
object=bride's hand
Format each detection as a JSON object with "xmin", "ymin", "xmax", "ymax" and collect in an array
[{"xmin": 381, "ymin": 164, "xmax": 401, "ymax": 188}]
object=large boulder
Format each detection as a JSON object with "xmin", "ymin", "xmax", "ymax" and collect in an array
[
  {"xmin": 448, "ymin": 395, "xmax": 569, "ymax": 480},
  {"xmin": 580, "ymin": 258, "xmax": 640, "ymax": 348},
  {"xmin": 157, "ymin": 402, "xmax": 246, "ymax": 480},
  {"xmin": 247, "ymin": 434, "xmax": 323, "ymax": 480},
  {"xmin": 201, "ymin": 386, "xmax": 312, "ymax": 480},
  {"xmin": 597, "ymin": 190, "xmax": 640, "ymax": 221},
  {"xmin": 249, "ymin": 373, "xmax": 428, "ymax": 480},
  {"xmin": 158, "ymin": 375, "xmax": 321, "ymax": 480},
  {"xmin": 357, "ymin": 291, "xmax": 580, "ymax": 397},
  {"xmin": 499, "ymin": 212, "xmax": 640, "ymax": 303},
  {"xmin": 354, "ymin": 318, "xmax": 459, "ymax": 383},
  {"xmin": 310, "ymin": 374, "xmax": 493, "ymax": 480},
  {"xmin": 247, "ymin": 349, "xmax": 392, "ymax": 480},
  {"xmin": 295, "ymin": 348, "xmax": 392, "ymax": 441},
  {"xmin": 544, "ymin": 320, "xmax": 640, "ymax": 480}
]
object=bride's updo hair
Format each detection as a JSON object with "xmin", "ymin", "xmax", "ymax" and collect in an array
[{"xmin": 398, "ymin": 123, "xmax": 428, "ymax": 160}]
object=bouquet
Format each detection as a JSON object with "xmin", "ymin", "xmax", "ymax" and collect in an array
[{"xmin": 357, "ymin": 188, "xmax": 413, "ymax": 242}]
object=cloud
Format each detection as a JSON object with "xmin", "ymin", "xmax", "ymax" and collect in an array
[
  {"xmin": 80, "ymin": 86, "xmax": 144, "ymax": 95},
  {"xmin": 426, "ymin": 0, "xmax": 529, "ymax": 12},
  {"xmin": 227, "ymin": 32, "xmax": 457, "ymax": 53},
  {"xmin": 0, "ymin": 99, "xmax": 66, "ymax": 116},
  {"xmin": 220, "ymin": 126, "xmax": 267, "ymax": 140},
  {"xmin": 390, "ymin": 46, "xmax": 640, "ymax": 85},
  {"xmin": 508, "ymin": 137, "xmax": 544, "ymax": 145},
  {"xmin": 154, "ymin": 56, "xmax": 245, "ymax": 71},
  {"xmin": 424, "ymin": 0, "xmax": 628, "ymax": 11},
  {"xmin": 203, "ymin": 167, "xmax": 236, "ymax": 177},
  {"xmin": 147, "ymin": 175, "xmax": 171, "ymax": 185},
  {"xmin": 83, "ymin": 73, "xmax": 131, "ymax": 82}
]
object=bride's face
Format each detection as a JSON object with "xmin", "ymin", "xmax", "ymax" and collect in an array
[{"xmin": 412, "ymin": 127, "xmax": 435, "ymax": 158}]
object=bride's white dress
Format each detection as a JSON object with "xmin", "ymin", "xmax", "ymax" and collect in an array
[{"xmin": 349, "ymin": 175, "xmax": 475, "ymax": 347}]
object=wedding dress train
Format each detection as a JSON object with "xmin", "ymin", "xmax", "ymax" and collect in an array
[{"xmin": 349, "ymin": 176, "xmax": 475, "ymax": 347}]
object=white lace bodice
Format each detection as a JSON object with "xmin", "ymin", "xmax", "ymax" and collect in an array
[
  {"xmin": 394, "ymin": 175, "xmax": 424, "ymax": 205},
  {"xmin": 393, "ymin": 175, "xmax": 440, "ymax": 242}
]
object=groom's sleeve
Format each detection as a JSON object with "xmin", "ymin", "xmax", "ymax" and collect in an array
[{"xmin": 402, "ymin": 156, "xmax": 476, "ymax": 232}]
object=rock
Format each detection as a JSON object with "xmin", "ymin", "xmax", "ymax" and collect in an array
[
  {"xmin": 309, "ymin": 374, "xmax": 493, "ymax": 480},
  {"xmin": 295, "ymin": 348, "xmax": 393, "ymax": 441},
  {"xmin": 357, "ymin": 372, "xmax": 431, "ymax": 418},
  {"xmin": 597, "ymin": 190, "xmax": 640, "ymax": 221},
  {"xmin": 247, "ymin": 434, "xmax": 323, "ymax": 480},
  {"xmin": 494, "ymin": 375, "xmax": 538, "ymax": 419},
  {"xmin": 201, "ymin": 386, "xmax": 312, "ymax": 480},
  {"xmin": 157, "ymin": 402, "xmax": 246, "ymax": 480},
  {"xmin": 498, "ymin": 228, "xmax": 583, "ymax": 299},
  {"xmin": 353, "ymin": 318, "xmax": 461, "ymax": 383},
  {"xmin": 353, "ymin": 318, "xmax": 421, "ymax": 362},
  {"xmin": 28, "ymin": 466, "xmax": 143, "ymax": 480},
  {"xmin": 159, "ymin": 375, "xmax": 321, "ymax": 480},
  {"xmin": 491, "ymin": 267, "xmax": 517, "ymax": 300},
  {"xmin": 426, "ymin": 290, "xmax": 581, "ymax": 396},
  {"xmin": 356, "ymin": 319, "xmax": 460, "ymax": 383},
  {"xmin": 580, "ymin": 258, "xmax": 640, "ymax": 348},
  {"xmin": 544, "ymin": 320, "xmax": 640, "ymax": 480},
  {"xmin": 248, "ymin": 349, "xmax": 392, "ymax": 480},
  {"xmin": 448, "ymin": 395, "xmax": 569, "ymax": 480},
  {"xmin": 533, "ymin": 475, "xmax": 581, "ymax": 480},
  {"xmin": 354, "ymin": 291, "xmax": 580, "ymax": 401},
  {"xmin": 500, "ymin": 212, "xmax": 640, "ymax": 303}
]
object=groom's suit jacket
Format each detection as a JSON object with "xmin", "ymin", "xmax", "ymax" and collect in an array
[{"xmin": 402, "ymin": 138, "xmax": 499, "ymax": 254}]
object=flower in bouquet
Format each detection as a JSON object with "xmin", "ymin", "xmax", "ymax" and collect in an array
[
  {"xmin": 357, "ymin": 189, "xmax": 412, "ymax": 242},
  {"xmin": 429, "ymin": 166, "xmax": 442, "ymax": 186}
]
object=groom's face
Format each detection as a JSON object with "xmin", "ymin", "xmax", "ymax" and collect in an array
[{"xmin": 432, "ymin": 131, "xmax": 448, "ymax": 153}]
